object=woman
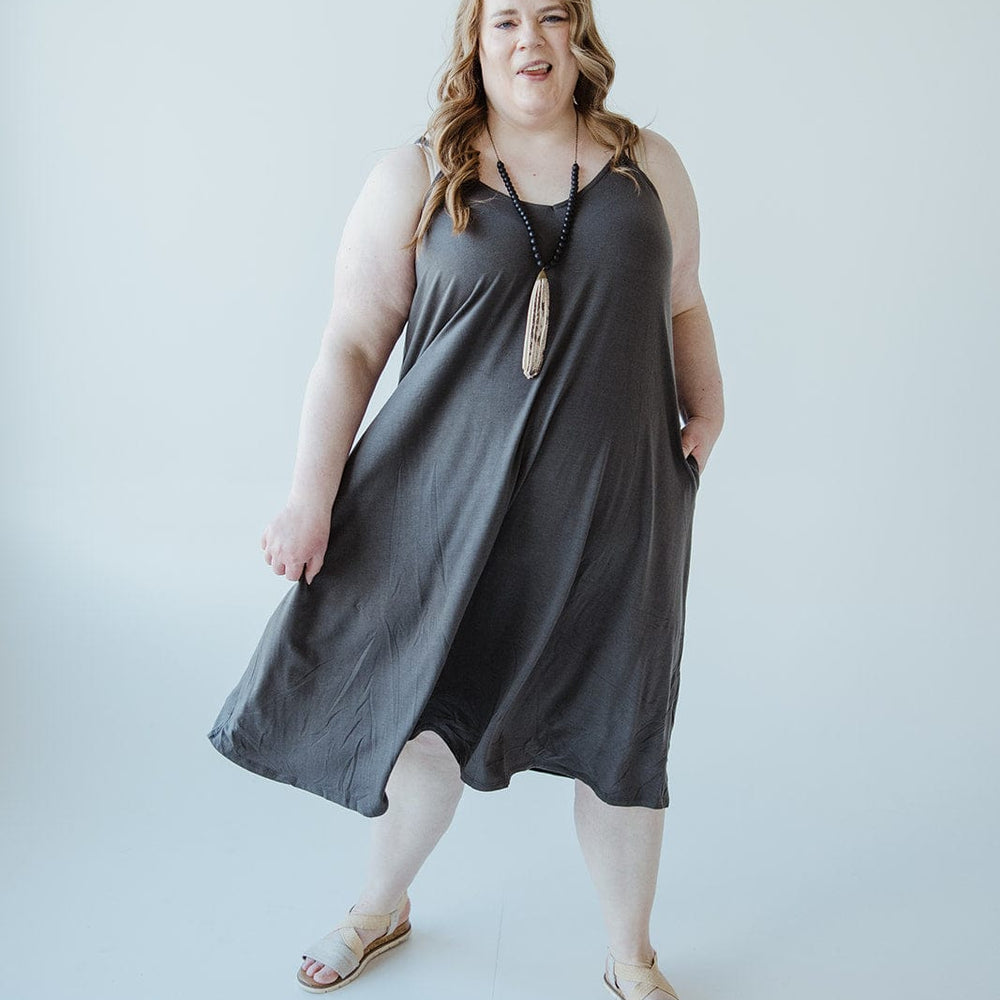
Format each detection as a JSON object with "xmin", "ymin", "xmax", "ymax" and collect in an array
[{"xmin": 207, "ymin": 1, "xmax": 724, "ymax": 996}]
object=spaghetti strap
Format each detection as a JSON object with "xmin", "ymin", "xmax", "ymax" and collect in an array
[{"xmin": 413, "ymin": 134, "xmax": 439, "ymax": 185}]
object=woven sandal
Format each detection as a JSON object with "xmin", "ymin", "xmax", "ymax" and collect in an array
[
  {"xmin": 603, "ymin": 947, "xmax": 680, "ymax": 1000},
  {"xmin": 296, "ymin": 890, "xmax": 411, "ymax": 993}
]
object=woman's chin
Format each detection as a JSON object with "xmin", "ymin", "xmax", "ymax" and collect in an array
[{"xmin": 498, "ymin": 88, "xmax": 575, "ymax": 121}]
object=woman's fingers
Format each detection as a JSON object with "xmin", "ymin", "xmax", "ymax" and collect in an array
[
  {"xmin": 278, "ymin": 557, "xmax": 323, "ymax": 583},
  {"xmin": 304, "ymin": 554, "xmax": 324, "ymax": 586},
  {"xmin": 260, "ymin": 505, "xmax": 330, "ymax": 581},
  {"xmin": 264, "ymin": 543, "xmax": 314, "ymax": 582}
]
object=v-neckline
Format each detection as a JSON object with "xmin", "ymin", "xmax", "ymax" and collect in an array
[{"xmin": 474, "ymin": 156, "xmax": 617, "ymax": 210}]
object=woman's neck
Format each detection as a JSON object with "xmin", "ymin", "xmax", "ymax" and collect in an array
[{"xmin": 484, "ymin": 104, "xmax": 580, "ymax": 158}]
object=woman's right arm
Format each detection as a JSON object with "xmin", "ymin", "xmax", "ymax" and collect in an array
[{"xmin": 261, "ymin": 142, "xmax": 434, "ymax": 585}]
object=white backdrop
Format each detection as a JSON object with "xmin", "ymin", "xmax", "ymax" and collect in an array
[{"xmin": 2, "ymin": 2, "xmax": 998, "ymax": 998}]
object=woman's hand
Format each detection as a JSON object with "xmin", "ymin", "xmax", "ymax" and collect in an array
[
  {"xmin": 260, "ymin": 500, "xmax": 331, "ymax": 585},
  {"xmin": 681, "ymin": 414, "xmax": 720, "ymax": 475}
]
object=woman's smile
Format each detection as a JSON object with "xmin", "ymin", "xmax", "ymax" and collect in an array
[{"xmin": 518, "ymin": 59, "xmax": 553, "ymax": 80}]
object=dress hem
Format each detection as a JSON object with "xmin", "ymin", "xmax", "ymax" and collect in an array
[
  {"xmin": 206, "ymin": 727, "xmax": 670, "ymax": 818},
  {"xmin": 411, "ymin": 722, "xmax": 671, "ymax": 810},
  {"xmin": 456, "ymin": 762, "xmax": 670, "ymax": 811}
]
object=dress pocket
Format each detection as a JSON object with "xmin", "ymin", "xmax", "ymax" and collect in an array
[{"xmin": 685, "ymin": 452, "xmax": 701, "ymax": 486}]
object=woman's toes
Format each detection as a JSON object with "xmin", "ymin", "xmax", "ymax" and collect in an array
[
  {"xmin": 313, "ymin": 964, "xmax": 341, "ymax": 984},
  {"xmin": 300, "ymin": 953, "xmax": 343, "ymax": 984}
]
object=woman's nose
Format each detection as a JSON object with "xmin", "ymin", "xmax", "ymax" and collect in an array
[{"xmin": 517, "ymin": 21, "xmax": 544, "ymax": 48}]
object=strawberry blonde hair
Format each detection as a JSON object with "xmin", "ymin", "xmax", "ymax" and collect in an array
[{"xmin": 413, "ymin": 0, "xmax": 643, "ymax": 244}]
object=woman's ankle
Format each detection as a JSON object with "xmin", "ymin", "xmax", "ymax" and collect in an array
[
  {"xmin": 354, "ymin": 887, "xmax": 408, "ymax": 914},
  {"xmin": 609, "ymin": 944, "xmax": 656, "ymax": 967}
]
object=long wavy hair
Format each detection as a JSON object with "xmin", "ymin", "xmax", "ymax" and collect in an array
[{"xmin": 412, "ymin": 0, "xmax": 643, "ymax": 245}]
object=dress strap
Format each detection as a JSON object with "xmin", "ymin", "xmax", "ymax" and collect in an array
[{"xmin": 414, "ymin": 135, "xmax": 440, "ymax": 186}]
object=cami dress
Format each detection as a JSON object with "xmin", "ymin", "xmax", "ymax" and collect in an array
[{"xmin": 207, "ymin": 152, "xmax": 701, "ymax": 818}]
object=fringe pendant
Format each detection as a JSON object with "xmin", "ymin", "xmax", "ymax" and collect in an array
[
  {"xmin": 522, "ymin": 268, "xmax": 550, "ymax": 379},
  {"xmin": 487, "ymin": 114, "xmax": 580, "ymax": 380}
]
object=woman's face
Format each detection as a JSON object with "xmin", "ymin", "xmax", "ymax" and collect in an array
[{"xmin": 478, "ymin": 2, "xmax": 579, "ymax": 124}]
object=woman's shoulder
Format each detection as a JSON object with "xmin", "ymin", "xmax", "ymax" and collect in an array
[
  {"xmin": 346, "ymin": 141, "xmax": 437, "ymax": 230},
  {"xmin": 631, "ymin": 128, "xmax": 699, "ymax": 220},
  {"xmin": 338, "ymin": 142, "xmax": 437, "ymax": 253},
  {"xmin": 632, "ymin": 128, "xmax": 687, "ymax": 179},
  {"xmin": 366, "ymin": 140, "xmax": 437, "ymax": 191},
  {"xmin": 632, "ymin": 128, "xmax": 703, "ymax": 308}
]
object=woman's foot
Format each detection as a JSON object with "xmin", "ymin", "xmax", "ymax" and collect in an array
[
  {"xmin": 299, "ymin": 893, "xmax": 411, "ymax": 987},
  {"xmin": 606, "ymin": 948, "xmax": 680, "ymax": 1000}
]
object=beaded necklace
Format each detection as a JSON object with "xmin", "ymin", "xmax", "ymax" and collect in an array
[{"xmin": 485, "ymin": 111, "xmax": 580, "ymax": 379}]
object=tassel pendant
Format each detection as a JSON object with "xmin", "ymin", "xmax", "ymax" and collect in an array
[
  {"xmin": 522, "ymin": 268, "xmax": 550, "ymax": 379},
  {"xmin": 487, "ymin": 114, "xmax": 580, "ymax": 379}
]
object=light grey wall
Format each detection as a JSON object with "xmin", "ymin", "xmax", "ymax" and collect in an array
[{"xmin": 3, "ymin": 2, "xmax": 998, "ymax": 998}]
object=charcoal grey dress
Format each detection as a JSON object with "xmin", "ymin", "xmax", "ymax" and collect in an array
[{"xmin": 207, "ymin": 153, "xmax": 701, "ymax": 818}]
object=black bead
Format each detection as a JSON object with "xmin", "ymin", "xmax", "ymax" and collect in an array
[{"xmin": 488, "ymin": 114, "xmax": 581, "ymax": 275}]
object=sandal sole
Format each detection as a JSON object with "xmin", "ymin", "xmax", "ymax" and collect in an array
[
  {"xmin": 296, "ymin": 920, "xmax": 412, "ymax": 993},
  {"xmin": 603, "ymin": 972, "xmax": 679, "ymax": 1000}
]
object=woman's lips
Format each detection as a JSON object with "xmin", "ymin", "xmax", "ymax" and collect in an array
[{"xmin": 519, "ymin": 62, "xmax": 552, "ymax": 80}]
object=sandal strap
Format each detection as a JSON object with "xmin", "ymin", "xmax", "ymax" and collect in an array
[
  {"xmin": 303, "ymin": 890, "xmax": 409, "ymax": 975},
  {"xmin": 304, "ymin": 927, "xmax": 363, "ymax": 977},
  {"xmin": 607, "ymin": 948, "xmax": 680, "ymax": 1000},
  {"xmin": 340, "ymin": 889, "xmax": 408, "ymax": 934}
]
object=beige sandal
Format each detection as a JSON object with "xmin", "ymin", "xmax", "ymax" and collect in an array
[
  {"xmin": 604, "ymin": 947, "xmax": 681, "ymax": 1000},
  {"xmin": 296, "ymin": 890, "xmax": 411, "ymax": 993}
]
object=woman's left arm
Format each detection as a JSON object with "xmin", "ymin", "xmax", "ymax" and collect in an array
[{"xmin": 638, "ymin": 129, "xmax": 725, "ymax": 472}]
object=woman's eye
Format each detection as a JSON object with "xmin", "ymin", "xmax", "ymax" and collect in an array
[{"xmin": 492, "ymin": 13, "xmax": 565, "ymax": 29}]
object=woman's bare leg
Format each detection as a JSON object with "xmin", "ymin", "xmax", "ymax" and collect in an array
[
  {"xmin": 573, "ymin": 778, "xmax": 674, "ymax": 997},
  {"xmin": 301, "ymin": 730, "xmax": 466, "ymax": 985}
]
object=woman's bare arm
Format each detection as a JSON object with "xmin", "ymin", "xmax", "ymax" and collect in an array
[
  {"xmin": 261, "ymin": 143, "xmax": 432, "ymax": 584},
  {"xmin": 637, "ymin": 128, "xmax": 725, "ymax": 472}
]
